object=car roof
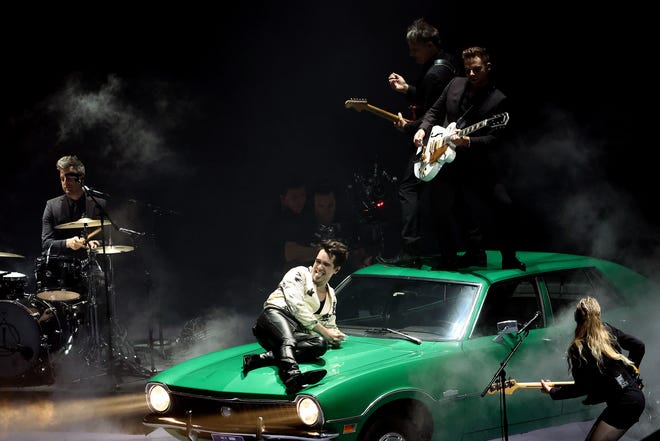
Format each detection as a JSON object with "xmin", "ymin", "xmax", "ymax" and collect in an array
[{"xmin": 350, "ymin": 250, "xmax": 616, "ymax": 285}]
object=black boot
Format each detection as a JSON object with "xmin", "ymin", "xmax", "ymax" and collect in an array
[
  {"xmin": 377, "ymin": 240, "xmax": 421, "ymax": 268},
  {"xmin": 377, "ymin": 252, "xmax": 420, "ymax": 267},
  {"xmin": 501, "ymin": 253, "xmax": 526, "ymax": 271},
  {"xmin": 278, "ymin": 346, "xmax": 327, "ymax": 394},
  {"xmin": 243, "ymin": 351, "xmax": 275, "ymax": 376},
  {"xmin": 456, "ymin": 250, "xmax": 487, "ymax": 268},
  {"xmin": 457, "ymin": 228, "xmax": 487, "ymax": 268},
  {"xmin": 283, "ymin": 369, "xmax": 327, "ymax": 394}
]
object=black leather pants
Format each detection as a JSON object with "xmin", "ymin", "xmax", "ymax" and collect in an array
[{"xmin": 253, "ymin": 307, "xmax": 328, "ymax": 367}]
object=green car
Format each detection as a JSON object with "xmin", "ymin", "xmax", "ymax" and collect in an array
[{"xmin": 143, "ymin": 251, "xmax": 653, "ymax": 441}]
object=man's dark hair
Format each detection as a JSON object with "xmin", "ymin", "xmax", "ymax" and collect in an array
[
  {"xmin": 318, "ymin": 240, "xmax": 349, "ymax": 268},
  {"xmin": 462, "ymin": 46, "xmax": 491, "ymax": 64},
  {"xmin": 279, "ymin": 175, "xmax": 306, "ymax": 196},
  {"xmin": 406, "ymin": 18, "xmax": 441, "ymax": 49}
]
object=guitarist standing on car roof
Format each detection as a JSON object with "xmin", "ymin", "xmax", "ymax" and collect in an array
[
  {"xmin": 413, "ymin": 46, "xmax": 526, "ymax": 270},
  {"xmin": 377, "ymin": 18, "xmax": 458, "ymax": 268}
]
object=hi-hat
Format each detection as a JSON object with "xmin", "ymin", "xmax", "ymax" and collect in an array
[
  {"xmin": 0, "ymin": 251, "xmax": 25, "ymax": 258},
  {"xmin": 92, "ymin": 245, "xmax": 134, "ymax": 255},
  {"xmin": 55, "ymin": 217, "xmax": 104, "ymax": 229}
]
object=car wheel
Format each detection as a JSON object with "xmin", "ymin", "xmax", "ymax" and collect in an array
[{"xmin": 360, "ymin": 411, "xmax": 431, "ymax": 441}]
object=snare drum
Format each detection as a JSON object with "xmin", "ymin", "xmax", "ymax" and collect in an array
[
  {"xmin": 35, "ymin": 256, "xmax": 86, "ymax": 302},
  {"xmin": 0, "ymin": 271, "xmax": 28, "ymax": 300},
  {"xmin": 0, "ymin": 297, "xmax": 70, "ymax": 381}
]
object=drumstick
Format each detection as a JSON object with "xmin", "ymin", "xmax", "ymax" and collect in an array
[{"xmin": 84, "ymin": 227, "xmax": 102, "ymax": 241}]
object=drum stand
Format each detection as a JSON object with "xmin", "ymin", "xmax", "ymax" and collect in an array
[{"xmin": 76, "ymin": 206, "xmax": 152, "ymax": 385}]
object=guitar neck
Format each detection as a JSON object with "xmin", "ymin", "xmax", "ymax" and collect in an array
[
  {"xmin": 457, "ymin": 119, "xmax": 490, "ymax": 137},
  {"xmin": 516, "ymin": 381, "xmax": 574, "ymax": 390},
  {"xmin": 363, "ymin": 104, "xmax": 408, "ymax": 123}
]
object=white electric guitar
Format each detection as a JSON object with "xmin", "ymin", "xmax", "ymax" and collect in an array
[{"xmin": 414, "ymin": 112, "xmax": 510, "ymax": 182}]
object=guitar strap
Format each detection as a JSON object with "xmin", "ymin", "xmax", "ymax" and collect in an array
[
  {"xmin": 456, "ymin": 86, "xmax": 499, "ymax": 129},
  {"xmin": 433, "ymin": 58, "xmax": 458, "ymax": 76},
  {"xmin": 455, "ymin": 105, "xmax": 474, "ymax": 130}
]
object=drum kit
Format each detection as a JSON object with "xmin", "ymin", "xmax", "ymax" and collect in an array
[{"xmin": 0, "ymin": 216, "xmax": 149, "ymax": 387}]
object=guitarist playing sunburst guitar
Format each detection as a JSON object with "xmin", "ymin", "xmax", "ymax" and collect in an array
[
  {"xmin": 375, "ymin": 18, "xmax": 458, "ymax": 268},
  {"xmin": 540, "ymin": 297, "xmax": 645, "ymax": 441},
  {"xmin": 412, "ymin": 46, "xmax": 525, "ymax": 271}
]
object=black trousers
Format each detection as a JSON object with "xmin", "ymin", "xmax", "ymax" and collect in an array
[
  {"xmin": 252, "ymin": 307, "xmax": 327, "ymax": 363},
  {"xmin": 397, "ymin": 154, "xmax": 431, "ymax": 253}
]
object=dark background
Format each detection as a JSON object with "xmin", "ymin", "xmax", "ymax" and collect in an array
[{"xmin": 1, "ymin": 2, "xmax": 658, "ymax": 344}]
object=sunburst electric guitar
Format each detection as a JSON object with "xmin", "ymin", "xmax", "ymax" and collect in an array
[
  {"xmin": 487, "ymin": 378, "xmax": 574, "ymax": 395},
  {"xmin": 344, "ymin": 98, "xmax": 411, "ymax": 124},
  {"xmin": 414, "ymin": 112, "xmax": 510, "ymax": 182}
]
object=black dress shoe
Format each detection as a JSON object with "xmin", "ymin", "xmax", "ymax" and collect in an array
[
  {"xmin": 429, "ymin": 254, "xmax": 460, "ymax": 270},
  {"xmin": 502, "ymin": 257, "xmax": 526, "ymax": 271},
  {"xmin": 377, "ymin": 252, "xmax": 420, "ymax": 268},
  {"xmin": 457, "ymin": 250, "xmax": 487, "ymax": 268},
  {"xmin": 284, "ymin": 369, "xmax": 327, "ymax": 394}
]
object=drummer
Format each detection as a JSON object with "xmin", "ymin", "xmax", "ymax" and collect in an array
[{"xmin": 41, "ymin": 155, "xmax": 107, "ymax": 257}]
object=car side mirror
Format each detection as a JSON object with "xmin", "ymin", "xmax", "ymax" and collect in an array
[{"xmin": 492, "ymin": 320, "xmax": 518, "ymax": 343}]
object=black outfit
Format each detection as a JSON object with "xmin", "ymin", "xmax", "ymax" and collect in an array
[
  {"xmin": 39, "ymin": 193, "xmax": 109, "ymax": 342},
  {"xmin": 244, "ymin": 266, "xmax": 336, "ymax": 394},
  {"xmin": 548, "ymin": 323, "xmax": 645, "ymax": 431},
  {"xmin": 39, "ymin": 193, "xmax": 107, "ymax": 300},
  {"xmin": 41, "ymin": 194, "xmax": 107, "ymax": 257},
  {"xmin": 419, "ymin": 76, "xmax": 522, "ymax": 269},
  {"xmin": 249, "ymin": 307, "xmax": 328, "ymax": 394},
  {"xmin": 388, "ymin": 54, "xmax": 457, "ymax": 264}
]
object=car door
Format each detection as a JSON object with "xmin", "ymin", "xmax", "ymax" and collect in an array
[{"xmin": 459, "ymin": 277, "xmax": 566, "ymax": 440}]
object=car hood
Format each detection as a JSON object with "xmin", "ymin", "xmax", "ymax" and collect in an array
[{"xmin": 150, "ymin": 336, "xmax": 432, "ymax": 396}]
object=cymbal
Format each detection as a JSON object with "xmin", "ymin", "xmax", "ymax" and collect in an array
[
  {"xmin": 92, "ymin": 245, "xmax": 135, "ymax": 255},
  {"xmin": 55, "ymin": 217, "xmax": 104, "ymax": 229},
  {"xmin": 0, "ymin": 251, "xmax": 25, "ymax": 258}
]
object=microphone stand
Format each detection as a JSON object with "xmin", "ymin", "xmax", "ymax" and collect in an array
[
  {"xmin": 480, "ymin": 312, "xmax": 541, "ymax": 441},
  {"xmin": 83, "ymin": 185, "xmax": 154, "ymax": 384},
  {"xmin": 127, "ymin": 197, "xmax": 180, "ymax": 374},
  {"xmin": 82, "ymin": 186, "xmax": 118, "ymax": 384}
]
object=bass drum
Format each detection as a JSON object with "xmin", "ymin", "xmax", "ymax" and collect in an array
[{"xmin": 0, "ymin": 297, "xmax": 70, "ymax": 383}]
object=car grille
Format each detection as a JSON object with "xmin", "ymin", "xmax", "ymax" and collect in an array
[{"xmin": 166, "ymin": 389, "xmax": 309, "ymax": 433}]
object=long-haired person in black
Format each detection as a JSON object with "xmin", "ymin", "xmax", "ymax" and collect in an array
[{"xmin": 541, "ymin": 296, "xmax": 645, "ymax": 441}]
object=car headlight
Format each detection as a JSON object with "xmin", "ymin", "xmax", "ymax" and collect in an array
[
  {"xmin": 297, "ymin": 396, "xmax": 321, "ymax": 426},
  {"xmin": 146, "ymin": 383, "xmax": 171, "ymax": 413}
]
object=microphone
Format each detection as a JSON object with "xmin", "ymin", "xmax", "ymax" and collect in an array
[
  {"xmin": 517, "ymin": 311, "xmax": 541, "ymax": 337},
  {"xmin": 83, "ymin": 185, "xmax": 111, "ymax": 198}
]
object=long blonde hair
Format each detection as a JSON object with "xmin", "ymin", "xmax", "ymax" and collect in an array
[{"xmin": 569, "ymin": 296, "xmax": 634, "ymax": 370}]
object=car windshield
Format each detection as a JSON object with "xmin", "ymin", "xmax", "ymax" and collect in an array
[{"xmin": 335, "ymin": 275, "xmax": 480, "ymax": 341}]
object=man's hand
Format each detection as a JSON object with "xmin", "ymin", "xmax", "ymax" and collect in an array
[
  {"xmin": 388, "ymin": 72, "xmax": 408, "ymax": 93},
  {"xmin": 394, "ymin": 112, "xmax": 407, "ymax": 131},
  {"xmin": 413, "ymin": 129, "xmax": 426, "ymax": 148},
  {"xmin": 325, "ymin": 328, "xmax": 346, "ymax": 348},
  {"xmin": 66, "ymin": 236, "xmax": 87, "ymax": 250}
]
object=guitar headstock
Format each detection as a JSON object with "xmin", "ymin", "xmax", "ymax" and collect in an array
[
  {"xmin": 487, "ymin": 112, "xmax": 510, "ymax": 128},
  {"xmin": 345, "ymin": 98, "xmax": 369, "ymax": 112}
]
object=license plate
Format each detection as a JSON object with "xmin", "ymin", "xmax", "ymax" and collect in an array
[{"xmin": 211, "ymin": 435, "xmax": 244, "ymax": 441}]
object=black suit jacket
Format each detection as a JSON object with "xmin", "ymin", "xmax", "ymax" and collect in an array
[
  {"xmin": 419, "ymin": 77, "xmax": 508, "ymax": 185},
  {"xmin": 41, "ymin": 194, "xmax": 107, "ymax": 256}
]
